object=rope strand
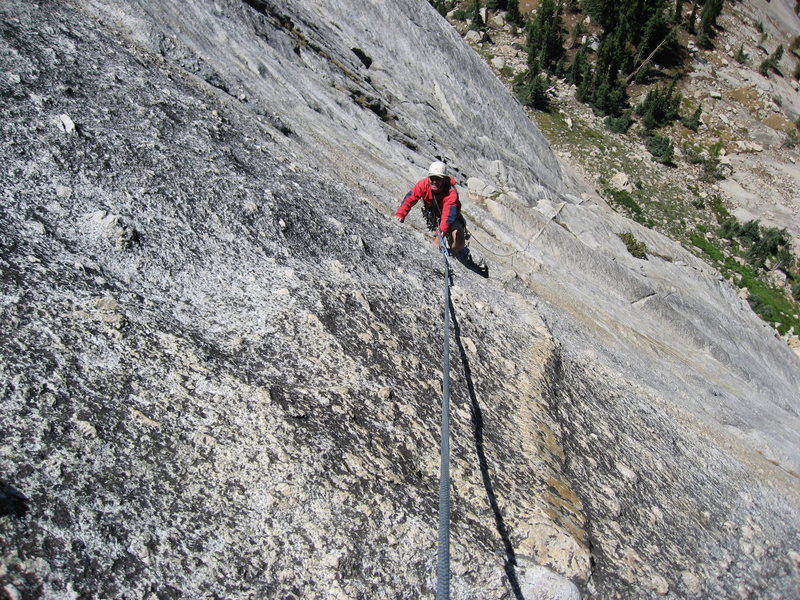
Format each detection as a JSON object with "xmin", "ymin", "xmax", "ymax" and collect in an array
[{"xmin": 435, "ymin": 233, "xmax": 451, "ymax": 600}]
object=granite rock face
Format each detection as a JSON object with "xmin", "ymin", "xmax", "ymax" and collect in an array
[{"xmin": 1, "ymin": 1, "xmax": 799, "ymax": 599}]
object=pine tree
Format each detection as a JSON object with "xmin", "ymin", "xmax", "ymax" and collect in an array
[
  {"xmin": 568, "ymin": 43, "xmax": 589, "ymax": 86},
  {"xmin": 681, "ymin": 104, "xmax": 703, "ymax": 131},
  {"xmin": 636, "ymin": 80, "xmax": 682, "ymax": 130},
  {"xmin": 516, "ymin": 60, "xmax": 550, "ymax": 110},
  {"xmin": 673, "ymin": 0, "xmax": 682, "ymax": 24},
  {"xmin": 698, "ymin": 0, "xmax": 724, "ymax": 46},
  {"xmin": 588, "ymin": 29, "xmax": 629, "ymax": 115},
  {"xmin": 582, "ymin": 0, "xmax": 618, "ymax": 30},
  {"xmin": 487, "ymin": 0, "xmax": 508, "ymax": 10},
  {"xmin": 576, "ymin": 63, "xmax": 594, "ymax": 102},
  {"xmin": 685, "ymin": 3, "xmax": 697, "ymax": 34},
  {"xmin": 471, "ymin": 0, "xmax": 484, "ymax": 29},
  {"xmin": 569, "ymin": 21, "xmax": 584, "ymax": 49},
  {"xmin": 526, "ymin": 0, "xmax": 564, "ymax": 74},
  {"xmin": 506, "ymin": 0, "xmax": 523, "ymax": 26}
]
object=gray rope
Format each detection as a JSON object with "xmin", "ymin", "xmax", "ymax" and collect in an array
[{"xmin": 436, "ymin": 233, "xmax": 451, "ymax": 600}]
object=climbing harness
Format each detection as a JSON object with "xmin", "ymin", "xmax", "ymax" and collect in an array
[
  {"xmin": 422, "ymin": 205, "xmax": 439, "ymax": 232},
  {"xmin": 435, "ymin": 232, "xmax": 452, "ymax": 600}
]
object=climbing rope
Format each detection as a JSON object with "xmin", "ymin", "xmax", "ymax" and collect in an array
[
  {"xmin": 436, "ymin": 233, "xmax": 452, "ymax": 600},
  {"xmin": 467, "ymin": 229, "xmax": 523, "ymax": 259}
]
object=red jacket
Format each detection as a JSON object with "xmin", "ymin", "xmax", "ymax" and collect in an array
[{"xmin": 395, "ymin": 176, "xmax": 461, "ymax": 234}]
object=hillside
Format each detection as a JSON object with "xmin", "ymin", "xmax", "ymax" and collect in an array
[
  {"xmin": 453, "ymin": 0, "xmax": 800, "ymax": 348},
  {"xmin": 1, "ymin": 1, "xmax": 799, "ymax": 599}
]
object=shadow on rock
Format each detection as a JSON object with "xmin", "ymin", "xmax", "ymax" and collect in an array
[
  {"xmin": 455, "ymin": 248, "xmax": 489, "ymax": 278},
  {"xmin": 0, "ymin": 482, "xmax": 29, "ymax": 518},
  {"xmin": 448, "ymin": 296, "xmax": 524, "ymax": 599}
]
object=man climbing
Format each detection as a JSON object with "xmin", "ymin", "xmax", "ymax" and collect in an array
[{"xmin": 395, "ymin": 161, "xmax": 466, "ymax": 256}]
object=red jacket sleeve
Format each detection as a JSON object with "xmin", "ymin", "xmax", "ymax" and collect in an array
[{"xmin": 395, "ymin": 179, "xmax": 427, "ymax": 220}]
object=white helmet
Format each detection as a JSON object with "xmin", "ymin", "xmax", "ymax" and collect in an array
[{"xmin": 428, "ymin": 161, "xmax": 448, "ymax": 178}]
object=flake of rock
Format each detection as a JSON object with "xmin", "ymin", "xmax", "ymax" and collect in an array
[{"xmin": 56, "ymin": 113, "xmax": 75, "ymax": 133}]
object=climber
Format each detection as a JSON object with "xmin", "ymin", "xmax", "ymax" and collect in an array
[{"xmin": 395, "ymin": 161, "xmax": 466, "ymax": 256}]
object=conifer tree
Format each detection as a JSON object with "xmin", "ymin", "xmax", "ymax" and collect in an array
[
  {"xmin": 636, "ymin": 79, "xmax": 682, "ymax": 130},
  {"xmin": 526, "ymin": 0, "xmax": 565, "ymax": 74},
  {"xmin": 568, "ymin": 43, "xmax": 590, "ymax": 86},
  {"xmin": 582, "ymin": 0, "xmax": 617, "ymax": 29},
  {"xmin": 471, "ymin": 0, "xmax": 484, "ymax": 29},
  {"xmin": 681, "ymin": 104, "xmax": 703, "ymax": 131},
  {"xmin": 685, "ymin": 3, "xmax": 697, "ymax": 34},
  {"xmin": 588, "ymin": 28, "xmax": 629, "ymax": 115},
  {"xmin": 698, "ymin": 0, "xmax": 724, "ymax": 47},
  {"xmin": 506, "ymin": 0, "xmax": 523, "ymax": 26},
  {"xmin": 673, "ymin": 0, "xmax": 682, "ymax": 24},
  {"xmin": 516, "ymin": 59, "xmax": 550, "ymax": 110},
  {"xmin": 487, "ymin": 0, "xmax": 508, "ymax": 10}
]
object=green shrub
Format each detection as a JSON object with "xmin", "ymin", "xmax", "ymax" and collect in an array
[
  {"xmin": 700, "ymin": 155, "xmax": 725, "ymax": 182},
  {"xmin": 709, "ymin": 195, "xmax": 732, "ymax": 223},
  {"xmin": 739, "ymin": 219, "xmax": 761, "ymax": 243},
  {"xmin": 681, "ymin": 105, "xmax": 702, "ymax": 131},
  {"xmin": 429, "ymin": 0, "xmax": 447, "ymax": 16},
  {"xmin": 691, "ymin": 233, "xmax": 725, "ymax": 263},
  {"xmin": 636, "ymin": 81, "xmax": 682, "ymax": 130},
  {"xmin": 739, "ymin": 270, "xmax": 799, "ymax": 335},
  {"xmin": 718, "ymin": 219, "xmax": 739, "ymax": 239},
  {"xmin": 605, "ymin": 111, "xmax": 633, "ymax": 133},
  {"xmin": 618, "ymin": 232, "xmax": 648, "ymax": 259},
  {"xmin": 515, "ymin": 70, "xmax": 550, "ymax": 110},
  {"xmin": 683, "ymin": 144, "xmax": 705, "ymax": 164},
  {"xmin": 605, "ymin": 188, "xmax": 644, "ymax": 220},
  {"xmin": 646, "ymin": 134, "xmax": 675, "ymax": 164},
  {"xmin": 746, "ymin": 226, "xmax": 789, "ymax": 269}
]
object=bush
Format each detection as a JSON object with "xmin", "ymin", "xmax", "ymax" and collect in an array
[
  {"xmin": 746, "ymin": 226, "xmax": 789, "ymax": 269},
  {"xmin": 605, "ymin": 111, "xmax": 633, "ymax": 133},
  {"xmin": 636, "ymin": 82, "xmax": 682, "ymax": 130},
  {"xmin": 700, "ymin": 154, "xmax": 725, "ymax": 182},
  {"xmin": 618, "ymin": 232, "xmax": 648, "ymax": 259},
  {"xmin": 682, "ymin": 143, "xmax": 705, "ymax": 164},
  {"xmin": 709, "ymin": 195, "xmax": 731, "ymax": 223},
  {"xmin": 646, "ymin": 134, "xmax": 675, "ymax": 164},
  {"xmin": 748, "ymin": 295, "xmax": 776, "ymax": 320},
  {"xmin": 515, "ymin": 70, "xmax": 550, "ymax": 111},
  {"xmin": 691, "ymin": 233, "xmax": 725, "ymax": 263},
  {"xmin": 606, "ymin": 188, "xmax": 644, "ymax": 221},
  {"xmin": 718, "ymin": 219, "xmax": 740, "ymax": 239},
  {"xmin": 428, "ymin": 0, "xmax": 447, "ymax": 16},
  {"xmin": 739, "ymin": 219, "xmax": 761, "ymax": 243},
  {"xmin": 792, "ymin": 281, "xmax": 800, "ymax": 301},
  {"xmin": 681, "ymin": 105, "xmax": 702, "ymax": 131}
]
